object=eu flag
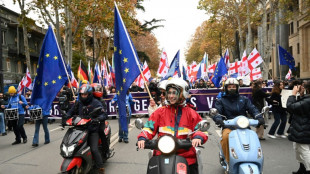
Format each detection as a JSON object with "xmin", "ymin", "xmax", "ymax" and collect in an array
[
  {"xmin": 114, "ymin": 5, "xmax": 141, "ymax": 132},
  {"xmin": 278, "ymin": 45, "xmax": 296, "ymax": 70},
  {"xmin": 31, "ymin": 26, "xmax": 68, "ymax": 111},
  {"xmin": 212, "ymin": 57, "xmax": 228, "ymax": 88},
  {"xmin": 162, "ymin": 50, "xmax": 181, "ymax": 80}
]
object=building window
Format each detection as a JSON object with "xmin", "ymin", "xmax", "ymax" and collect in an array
[
  {"xmin": 34, "ymin": 42, "xmax": 38, "ymax": 51},
  {"xmin": 6, "ymin": 59, "xmax": 11, "ymax": 72},
  {"xmin": 297, "ymin": 43, "xmax": 300, "ymax": 54},
  {"xmin": 1, "ymin": 31, "xmax": 5, "ymax": 45},
  {"xmin": 290, "ymin": 22, "xmax": 294, "ymax": 35},
  {"xmin": 289, "ymin": 46, "xmax": 293, "ymax": 56},
  {"xmin": 17, "ymin": 61, "xmax": 22, "ymax": 74}
]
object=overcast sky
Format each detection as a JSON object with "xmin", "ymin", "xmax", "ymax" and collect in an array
[
  {"xmin": 136, "ymin": 0, "xmax": 208, "ymax": 67},
  {"xmin": 3, "ymin": 0, "xmax": 208, "ymax": 67}
]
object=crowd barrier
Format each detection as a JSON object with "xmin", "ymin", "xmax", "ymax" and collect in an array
[{"xmin": 22, "ymin": 87, "xmax": 271, "ymax": 119}]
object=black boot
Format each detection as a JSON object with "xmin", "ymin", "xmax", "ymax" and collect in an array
[{"xmin": 293, "ymin": 163, "xmax": 306, "ymax": 174}]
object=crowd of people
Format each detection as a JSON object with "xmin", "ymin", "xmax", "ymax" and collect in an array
[{"xmin": 0, "ymin": 77, "xmax": 309, "ymax": 174}]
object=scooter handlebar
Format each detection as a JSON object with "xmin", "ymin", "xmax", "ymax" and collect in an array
[{"xmin": 177, "ymin": 139, "xmax": 192, "ymax": 150}]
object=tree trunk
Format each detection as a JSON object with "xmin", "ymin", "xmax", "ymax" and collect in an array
[
  {"xmin": 246, "ymin": 0, "xmax": 253, "ymax": 54},
  {"xmin": 17, "ymin": 0, "xmax": 31, "ymax": 74},
  {"xmin": 261, "ymin": 0, "xmax": 268, "ymax": 79},
  {"xmin": 68, "ymin": 0, "xmax": 72, "ymax": 66},
  {"xmin": 234, "ymin": 2, "xmax": 244, "ymax": 58},
  {"xmin": 82, "ymin": 29, "xmax": 87, "ymax": 57}
]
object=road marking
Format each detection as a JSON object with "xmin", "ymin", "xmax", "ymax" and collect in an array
[
  {"xmin": 215, "ymin": 130, "xmax": 222, "ymax": 137},
  {"xmin": 50, "ymin": 127, "xmax": 63, "ymax": 132}
]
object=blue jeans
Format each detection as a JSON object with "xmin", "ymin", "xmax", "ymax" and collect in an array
[
  {"xmin": 118, "ymin": 117, "xmax": 130, "ymax": 141},
  {"xmin": 268, "ymin": 111, "xmax": 287, "ymax": 135},
  {"xmin": 0, "ymin": 112, "xmax": 5, "ymax": 133},
  {"xmin": 33, "ymin": 116, "xmax": 50, "ymax": 144}
]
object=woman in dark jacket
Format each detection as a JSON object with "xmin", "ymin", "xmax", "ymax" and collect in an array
[
  {"xmin": 267, "ymin": 81, "xmax": 287, "ymax": 139},
  {"xmin": 287, "ymin": 81, "xmax": 310, "ymax": 174},
  {"xmin": 252, "ymin": 81, "xmax": 270, "ymax": 140}
]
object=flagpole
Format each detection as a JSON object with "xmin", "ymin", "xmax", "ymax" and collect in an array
[
  {"xmin": 114, "ymin": 2, "xmax": 152, "ymax": 99},
  {"xmin": 51, "ymin": 25, "xmax": 76, "ymax": 99},
  {"xmin": 77, "ymin": 59, "xmax": 81, "ymax": 88}
]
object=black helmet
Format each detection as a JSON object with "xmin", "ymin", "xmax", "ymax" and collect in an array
[{"xmin": 79, "ymin": 84, "xmax": 93, "ymax": 104}]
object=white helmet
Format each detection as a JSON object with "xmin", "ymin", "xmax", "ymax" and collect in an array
[
  {"xmin": 158, "ymin": 80, "xmax": 168, "ymax": 90},
  {"xmin": 224, "ymin": 78, "xmax": 239, "ymax": 94},
  {"xmin": 165, "ymin": 78, "xmax": 189, "ymax": 104}
]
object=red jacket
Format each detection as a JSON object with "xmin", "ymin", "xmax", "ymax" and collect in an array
[{"xmin": 137, "ymin": 105, "xmax": 208, "ymax": 165}]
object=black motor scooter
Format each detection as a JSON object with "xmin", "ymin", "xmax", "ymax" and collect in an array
[
  {"xmin": 60, "ymin": 108, "xmax": 114, "ymax": 174},
  {"xmin": 135, "ymin": 118, "xmax": 210, "ymax": 174}
]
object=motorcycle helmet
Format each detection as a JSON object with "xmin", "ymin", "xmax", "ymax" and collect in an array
[
  {"xmin": 158, "ymin": 80, "xmax": 168, "ymax": 90},
  {"xmin": 224, "ymin": 78, "xmax": 239, "ymax": 95},
  {"xmin": 79, "ymin": 84, "xmax": 93, "ymax": 104},
  {"xmin": 165, "ymin": 78, "xmax": 189, "ymax": 105},
  {"xmin": 91, "ymin": 83, "xmax": 103, "ymax": 98}
]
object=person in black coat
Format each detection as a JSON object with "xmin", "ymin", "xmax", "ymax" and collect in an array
[
  {"xmin": 252, "ymin": 81, "xmax": 270, "ymax": 140},
  {"xmin": 65, "ymin": 84, "xmax": 106, "ymax": 174},
  {"xmin": 267, "ymin": 81, "xmax": 287, "ymax": 139},
  {"xmin": 213, "ymin": 78, "xmax": 263, "ymax": 164},
  {"xmin": 287, "ymin": 81, "xmax": 310, "ymax": 174}
]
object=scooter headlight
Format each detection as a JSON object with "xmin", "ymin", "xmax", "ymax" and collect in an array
[
  {"xmin": 236, "ymin": 117, "xmax": 249, "ymax": 128},
  {"xmin": 157, "ymin": 136, "xmax": 175, "ymax": 154},
  {"xmin": 61, "ymin": 144, "xmax": 76, "ymax": 157}
]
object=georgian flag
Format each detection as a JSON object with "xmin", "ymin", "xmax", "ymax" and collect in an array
[
  {"xmin": 157, "ymin": 48, "xmax": 169, "ymax": 77},
  {"xmin": 247, "ymin": 48, "xmax": 263, "ymax": 70},
  {"xmin": 136, "ymin": 61, "xmax": 151, "ymax": 88},
  {"xmin": 224, "ymin": 48, "xmax": 230, "ymax": 69},
  {"xmin": 229, "ymin": 61, "xmax": 241, "ymax": 74},
  {"xmin": 285, "ymin": 69, "xmax": 292, "ymax": 80},
  {"xmin": 17, "ymin": 76, "xmax": 26, "ymax": 94},
  {"xmin": 250, "ymin": 67, "xmax": 262, "ymax": 81},
  {"xmin": 208, "ymin": 62, "xmax": 217, "ymax": 73},
  {"xmin": 239, "ymin": 50, "xmax": 250, "ymax": 76}
]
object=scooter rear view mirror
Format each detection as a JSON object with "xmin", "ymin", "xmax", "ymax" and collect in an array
[
  {"xmin": 135, "ymin": 118, "xmax": 144, "ymax": 130},
  {"xmin": 197, "ymin": 120, "xmax": 210, "ymax": 132},
  {"xmin": 209, "ymin": 108, "xmax": 218, "ymax": 118}
]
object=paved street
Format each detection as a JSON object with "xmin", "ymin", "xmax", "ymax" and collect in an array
[{"xmin": 0, "ymin": 115, "xmax": 298, "ymax": 174}]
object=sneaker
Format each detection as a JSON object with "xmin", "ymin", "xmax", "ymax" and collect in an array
[
  {"xmin": 12, "ymin": 141, "xmax": 21, "ymax": 145},
  {"xmin": 267, "ymin": 134, "xmax": 277, "ymax": 139},
  {"xmin": 23, "ymin": 138, "xmax": 27, "ymax": 143},
  {"xmin": 44, "ymin": 141, "xmax": 50, "ymax": 144},
  {"xmin": 124, "ymin": 140, "xmax": 129, "ymax": 143},
  {"xmin": 32, "ymin": 144, "xmax": 38, "ymax": 147},
  {"xmin": 118, "ymin": 139, "xmax": 122, "ymax": 143},
  {"xmin": 276, "ymin": 134, "xmax": 287, "ymax": 138}
]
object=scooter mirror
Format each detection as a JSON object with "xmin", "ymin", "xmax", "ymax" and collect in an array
[
  {"xmin": 135, "ymin": 119, "xmax": 144, "ymax": 130},
  {"xmin": 197, "ymin": 120, "xmax": 210, "ymax": 132},
  {"xmin": 209, "ymin": 108, "xmax": 218, "ymax": 118}
]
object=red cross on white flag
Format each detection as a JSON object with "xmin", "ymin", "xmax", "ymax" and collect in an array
[
  {"xmin": 247, "ymin": 48, "xmax": 263, "ymax": 70},
  {"xmin": 229, "ymin": 61, "xmax": 241, "ymax": 74},
  {"xmin": 250, "ymin": 67, "xmax": 262, "ymax": 81},
  {"xmin": 157, "ymin": 48, "xmax": 169, "ymax": 77}
]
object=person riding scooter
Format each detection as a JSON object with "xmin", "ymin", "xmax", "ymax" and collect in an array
[
  {"xmin": 137, "ymin": 78, "xmax": 208, "ymax": 174},
  {"xmin": 212, "ymin": 78, "xmax": 265, "ymax": 164},
  {"xmin": 65, "ymin": 84, "xmax": 106, "ymax": 174},
  {"xmin": 91, "ymin": 83, "xmax": 111, "ymax": 160}
]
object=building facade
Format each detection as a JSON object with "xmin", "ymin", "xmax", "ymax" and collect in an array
[{"xmin": 0, "ymin": 5, "xmax": 45, "ymax": 91}]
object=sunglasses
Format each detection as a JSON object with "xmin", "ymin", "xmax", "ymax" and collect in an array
[{"xmin": 160, "ymin": 91, "xmax": 166, "ymax": 96}]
